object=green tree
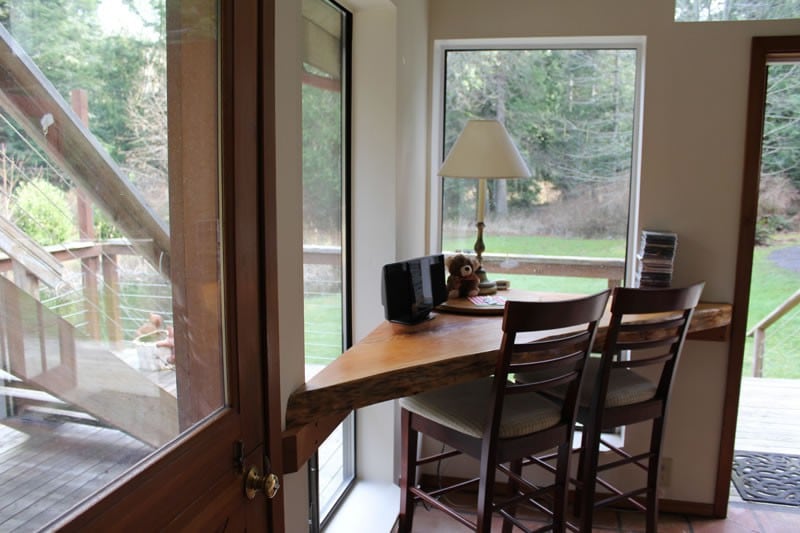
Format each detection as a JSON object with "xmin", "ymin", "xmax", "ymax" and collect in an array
[
  {"xmin": 302, "ymin": 77, "xmax": 343, "ymax": 241},
  {"xmin": 0, "ymin": 0, "xmax": 168, "ymax": 235},
  {"xmin": 763, "ymin": 63, "xmax": 800, "ymax": 188},
  {"xmin": 4, "ymin": 0, "xmax": 157, "ymax": 160},
  {"xmin": 443, "ymin": 48, "xmax": 636, "ymax": 224},
  {"xmin": 0, "ymin": 0, "xmax": 163, "ymax": 170},
  {"xmin": 675, "ymin": 0, "xmax": 800, "ymax": 21}
]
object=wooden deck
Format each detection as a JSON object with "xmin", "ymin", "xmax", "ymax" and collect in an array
[
  {"xmin": 0, "ymin": 375, "xmax": 797, "ymax": 530},
  {"xmin": 734, "ymin": 377, "xmax": 800, "ymax": 455},
  {"xmin": 0, "ymin": 416, "xmax": 153, "ymax": 530},
  {"xmin": 0, "ymin": 352, "xmax": 175, "ymax": 531}
]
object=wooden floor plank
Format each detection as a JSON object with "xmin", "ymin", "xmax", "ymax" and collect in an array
[
  {"xmin": 0, "ymin": 417, "xmax": 151, "ymax": 529},
  {"xmin": 734, "ymin": 377, "xmax": 800, "ymax": 455}
]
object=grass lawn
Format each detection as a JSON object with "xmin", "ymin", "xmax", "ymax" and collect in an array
[
  {"xmin": 304, "ymin": 234, "xmax": 800, "ymax": 377},
  {"xmin": 444, "ymin": 235, "xmax": 627, "ymax": 258},
  {"xmin": 742, "ymin": 235, "xmax": 800, "ymax": 378},
  {"xmin": 304, "ymin": 292, "xmax": 343, "ymax": 366}
]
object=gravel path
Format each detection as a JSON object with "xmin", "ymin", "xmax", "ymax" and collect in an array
[{"xmin": 769, "ymin": 246, "xmax": 800, "ymax": 273}]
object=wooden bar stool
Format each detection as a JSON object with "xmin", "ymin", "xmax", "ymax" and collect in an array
[
  {"xmin": 397, "ymin": 290, "xmax": 610, "ymax": 533},
  {"xmin": 572, "ymin": 282, "xmax": 704, "ymax": 532}
]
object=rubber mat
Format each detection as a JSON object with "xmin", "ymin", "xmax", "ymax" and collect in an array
[{"xmin": 731, "ymin": 451, "xmax": 800, "ymax": 506}]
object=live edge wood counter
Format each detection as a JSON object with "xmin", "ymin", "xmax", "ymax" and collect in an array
[{"xmin": 281, "ymin": 295, "xmax": 732, "ymax": 473}]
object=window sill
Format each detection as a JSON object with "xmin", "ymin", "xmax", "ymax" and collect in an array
[
  {"xmin": 320, "ymin": 434, "xmax": 621, "ymax": 532},
  {"xmin": 323, "ymin": 480, "xmax": 399, "ymax": 533}
]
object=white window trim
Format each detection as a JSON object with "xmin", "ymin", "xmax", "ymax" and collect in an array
[{"xmin": 429, "ymin": 36, "xmax": 646, "ymax": 289}]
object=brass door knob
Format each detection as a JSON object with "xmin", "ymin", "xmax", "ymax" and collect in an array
[{"xmin": 245, "ymin": 465, "xmax": 280, "ymax": 499}]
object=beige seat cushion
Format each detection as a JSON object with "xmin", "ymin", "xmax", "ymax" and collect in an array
[
  {"xmin": 400, "ymin": 377, "xmax": 562, "ymax": 439},
  {"xmin": 517, "ymin": 358, "xmax": 657, "ymax": 409},
  {"xmin": 578, "ymin": 358, "xmax": 657, "ymax": 408}
]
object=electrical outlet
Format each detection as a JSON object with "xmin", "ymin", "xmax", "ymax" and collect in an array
[{"xmin": 660, "ymin": 457, "xmax": 672, "ymax": 488}]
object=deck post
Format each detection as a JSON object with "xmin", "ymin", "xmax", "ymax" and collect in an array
[
  {"xmin": 80, "ymin": 256, "xmax": 101, "ymax": 340},
  {"xmin": 102, "ymin": 251, "xmax": 123, "ymax": 347},
  {"xmin": 752, "ymin": 327, "xmax": 765, "ymax": 378},
  {"xmin": 71, "ymin": 89, "xmax": 101, "ymax": 340}
]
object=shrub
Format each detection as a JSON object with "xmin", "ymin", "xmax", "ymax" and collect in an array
[
  {"xmin": 94, "ymin": 208, "xmax": 124, "ymax": 240},
  {"xmin": 12, "ymin": 179, "xmax": 76, "ymax": 245}
]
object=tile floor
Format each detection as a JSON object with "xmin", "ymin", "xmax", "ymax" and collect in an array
[{"xmin": 400, "ymin": 497, "xmax": 800, "ymax": 532}]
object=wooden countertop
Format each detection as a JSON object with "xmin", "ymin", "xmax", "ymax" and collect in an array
[{"xmin": 281, "ymin": 291, "xmax": 732, "ymax": 473}]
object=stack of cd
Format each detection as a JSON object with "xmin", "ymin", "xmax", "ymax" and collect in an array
[{"xmin": 636, "ymin": 230, "xmax": 677, "ymax": 288}]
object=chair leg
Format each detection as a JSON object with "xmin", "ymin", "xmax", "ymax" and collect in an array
[
  {"xmin": 501, "ymin": 459, "xmax": 522, "ymax": 533},
  {"xmin": 577, "ymin": 423, "xmax": 602, "ymax": 533},
  {"xmin": 476, "ymin": 449, "xmax": 498, "ymax": 533},
  {"xmin": 573, "ymin": 428, "xmax": 589, "ymax": 517},
  {"xmin": 398, "ymin": 409, "xmax": 418, "ymax": 533},
  {"xmin": 646, "ymin": 416, "xmax": 666, "ymax": 533},
  {"xmin": 552, "ymin": 442, "xmax": 572, "ymax": 533}
]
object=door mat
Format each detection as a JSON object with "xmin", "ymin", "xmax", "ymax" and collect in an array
[{"xmin": 731, "ymin": 451, "xmax": 800, "ymax": 506}]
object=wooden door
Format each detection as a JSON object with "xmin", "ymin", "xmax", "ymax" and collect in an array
[
  {"xmin": 27, "ymin": 1, "xmax": 283, "ymax": 529},
  {"xmin": 717, "ymin": 34, "xmax": 800, "ymax": 517}
]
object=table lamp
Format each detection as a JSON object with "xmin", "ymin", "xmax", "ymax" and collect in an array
[{"xmin": 438, "ymin": 119, "xmax": 531, "ymax": 294}]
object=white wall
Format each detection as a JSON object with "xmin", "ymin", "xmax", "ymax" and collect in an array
[
  {"xmin": 274, "ymin": 0, "xmax": 307, "ymax": 530},
  {"xmin": 394, "ymin": 0, "xmax": 431, "ymax": 259},
  {"xmin": 350, "ymin": 4, "xmax": 399, "ymax": 345},
  {"xmin": 424, "ymin": 0, "xmax": 800, "ymax": 504},
  {"xmin": 350, "ymin": 3, "xmax": 399, "ymax": 483}
]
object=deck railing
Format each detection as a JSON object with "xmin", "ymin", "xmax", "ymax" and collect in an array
[
  {"xmin": 304, "ymin": 246, "xmax": 626, "ymax": 287},
  {"xmin": 0, "ymin": 239, "xmax": 171, "ymax": 345},
  {"xmin": 747, "ymin": 288, "xmax": 800, "ymax": 377},
  {"xmin": 1, "ymin": 242, "xmax": 626, "ymax": 351},
  {"xmin": 477, "ymin": 252, "xmax": 625, "ymax": 288}
]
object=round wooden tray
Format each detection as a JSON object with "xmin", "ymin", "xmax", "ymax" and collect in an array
[
  {"xmin": 435, "ymin": 291, "xmax": 510, "ymax": 315},
  {"xmin": 435, "ymin": 289, "xmax": 579, "ymax": 316}
]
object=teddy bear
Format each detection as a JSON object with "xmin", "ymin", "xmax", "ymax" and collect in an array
[{"xmin": 446, "ymin": 254, "xmax": 480, "ymax": 299}]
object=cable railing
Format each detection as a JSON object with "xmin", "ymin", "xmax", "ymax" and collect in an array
[
  {"xmin": 473, "ymin": 252, "xmax": 625, "ymax": 288},
  {"xmin": 1, "ymin": 239, "xmax": 171, "ymax": 345},
  {"xmin": 747, "ymin": 288, "xmax": 800, "ymax": 377},
  {"xmin": 2, "ymin": 242, "xmax": 627, "ymax": 358},
  {"xmin": 303, "ymin": 246, "xmax": 344, "ymax": 366}
]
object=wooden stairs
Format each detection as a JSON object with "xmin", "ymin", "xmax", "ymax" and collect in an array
[{"xmin": 0, "ymin": 274, "xmax": 178, "ymax": 448}]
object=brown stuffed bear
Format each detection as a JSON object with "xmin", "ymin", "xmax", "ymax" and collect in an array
[{"xmin": 446, "ymin": 254, "xmax": 480, "ymax": 299}]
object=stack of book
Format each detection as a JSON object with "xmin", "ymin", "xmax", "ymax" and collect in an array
[{"xmin": 636, "ymin": 230, "xmax": 677, "ymax": 288}]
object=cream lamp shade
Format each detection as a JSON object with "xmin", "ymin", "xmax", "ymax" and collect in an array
[
  {"xmin": 437, "ymin": 120, "xmax": 531, "ymax": 295},
  {"xmin": 438, "ymin": 119, "xmax": 531, "ymax": 179}
]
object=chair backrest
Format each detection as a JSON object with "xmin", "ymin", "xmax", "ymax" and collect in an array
[
  {"xmin": 486, "ymin": 290, "xmax": 611, "ymax": 441},
  {"xmin": 593, "ymin": 281, "xmax": 705, "ymax": 417}
]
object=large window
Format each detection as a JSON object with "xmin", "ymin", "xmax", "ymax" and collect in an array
[
  {"xmin": 301, "ymin": 0, "xmax": 353, "ymax": 528},
  {"xmin": 675, "ymin": 0, "xmax": 800, "ymax": 21},
  {"xmin": 435, "ymin": 38, "xmax": 644, "ymax": 293}
]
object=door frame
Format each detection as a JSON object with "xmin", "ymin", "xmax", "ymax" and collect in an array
[
  {"xmin": 51, "ymin": 0, "xmax": 283, "ymax": 529},
  {"xmin": 714, "ymin": 34, "xmax": 800, "ymax": 517}
]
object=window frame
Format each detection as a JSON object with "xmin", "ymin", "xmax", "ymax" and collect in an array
[
  {"xmin": 430, "ymin": 36, "xmax": 647, "ymax": 290},
  {"xmin": 300, "ymin": 0, "xmax": 355, "ymax": 530}
]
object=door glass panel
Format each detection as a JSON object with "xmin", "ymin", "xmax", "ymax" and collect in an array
[{"xmin": 0, "ymin": 1, "xmax": 222, "ymax": 529}]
